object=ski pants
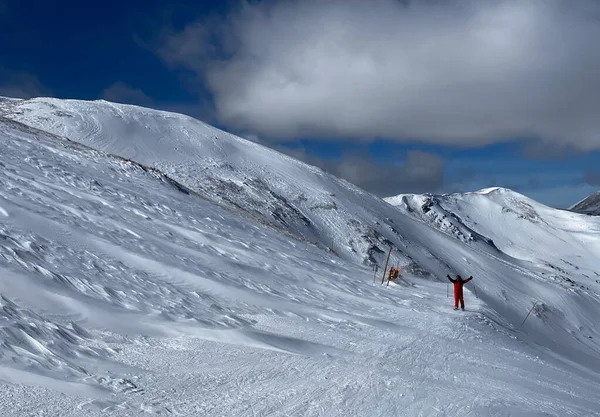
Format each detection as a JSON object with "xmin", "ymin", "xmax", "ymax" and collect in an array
[{"xmin": 454, "ymin": 290, "xmax": 464, "ymax": 309}]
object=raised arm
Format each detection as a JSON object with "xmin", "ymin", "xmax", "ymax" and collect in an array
[
  {"xmin": 464, "ymin": 276, "xmax": 473, "ymax": 283},
  {"xmin": 447, "ymin": 275, "xmax": 457, "ymax": 283}
]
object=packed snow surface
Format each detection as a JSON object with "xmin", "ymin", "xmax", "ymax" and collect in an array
[{"xmin": 0, "ymin": 99, "xmax": 599, "ymax": 415}]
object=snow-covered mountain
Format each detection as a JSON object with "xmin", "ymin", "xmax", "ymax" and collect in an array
[
  {"xmin": 0, "ymin": 98, "xmax": 600, "ymax": 415},
  {"xmin": 570, "ymin": 191, "xmax": 600, "ymax": 215},
  {"xmin": 1, "ymin": 97, "xmax": 403, "ymax": 266},
  {"xmin": 386, "ymin": 187, "xmax": 600, "ymax": 273},
  {"xmin": 387, "ymin": 187, "xmax": 600, "ymax": 300}
]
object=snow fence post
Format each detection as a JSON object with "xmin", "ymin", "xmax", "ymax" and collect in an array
[{"xmin": 381, "ymin": 247, "xmax": 392, "ymax": 285}]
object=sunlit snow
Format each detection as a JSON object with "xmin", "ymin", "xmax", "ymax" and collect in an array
[{"xmin": 0, "ymin": 98, "xmax": 599, "ymax": 416}]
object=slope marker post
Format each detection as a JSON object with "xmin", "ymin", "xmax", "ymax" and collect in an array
[
  {"xmin": 520, "ymin": 302, "xmax": 537, "ymax": 328},
  {"xmin": 381, "ymin": 247, "xmax": 392, "ymax": 285}
]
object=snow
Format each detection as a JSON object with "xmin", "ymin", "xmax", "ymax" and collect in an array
[
  {"xmin": 385, "ymin": 189, "xmax": 600, "ymax": 269},
  {"xmin": 570, "ymin": 191, "xmax": 600, "ymax": 215},
  {"xmin": 473, "ymin": 186, "xmax": 506, "ymax": 195},
  {"xmin": 0, "ymin": 98, "xmax": 599, "ymax": 415}
]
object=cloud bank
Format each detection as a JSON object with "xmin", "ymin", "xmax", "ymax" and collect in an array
[
  {"xmin": 280, "ymin": 147, "xmax": 444, "ymax": 197},
  {"xmin": 159, "ymin": 0, "xmax": 600, "ymax": 149}
]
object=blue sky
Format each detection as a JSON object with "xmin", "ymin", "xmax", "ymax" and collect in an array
[{"xmin": 1, "ymin": 0, "xmax": 599, "ymax": 207}]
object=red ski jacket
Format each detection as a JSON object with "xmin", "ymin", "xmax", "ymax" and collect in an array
[{"xmin": 447, "ymin": 275, "xmax": 472, "ymax": 295}]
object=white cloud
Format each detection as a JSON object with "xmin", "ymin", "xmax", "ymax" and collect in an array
[{"xmin": 159, "ymin": 0, "xmax": 600, "ymax": 149}]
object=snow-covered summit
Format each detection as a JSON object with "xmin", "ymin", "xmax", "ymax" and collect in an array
[
  {"xmin": 386, "ymin": 187, "xmax": 600, "ymax": 284},
  {"xmin": 570, "ymin": 190, "xmax": 600, "ymax": 215},
  {"xmin": 0, "ymin": 97, "xmax": 407, "ymax": 265},
  {"xmin": 0, "ymin": 96, "xmax": 21, "ymax": 102},
  {"xmin": 473, "ymin": 186, "xmax": 509, "ymax": 194}
]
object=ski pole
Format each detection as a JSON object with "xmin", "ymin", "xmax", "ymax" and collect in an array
[
  {"xmin": 446, "ymin": 283, "xmax": 449, "ymax": 298},
  {"xmin": 473, "ymin": 283, "xmax": 478, "ymax": 299},
  {"xmin": 520, "ymin": 302, "xmax": 537, "ymax": 328}
]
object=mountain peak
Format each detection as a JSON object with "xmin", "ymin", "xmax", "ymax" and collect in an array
[
  {"xmin": 473, "ymin": 186, "xmax": 511, "ymax": 195},
  {"xmin": 570, "ymin": 191, "xmax": 600, "ymax": 214}
]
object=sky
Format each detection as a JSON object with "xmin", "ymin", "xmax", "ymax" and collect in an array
[{"xmin": 1, "ymin": 0, "xmax": 599, "ymax": 207}]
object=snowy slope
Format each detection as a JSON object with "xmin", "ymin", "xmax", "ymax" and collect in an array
[
  {"xmin": 0, "ymin": 100, "xmax": 599, "ymax": 415},
  {"xmin": 3, "ymin": 98, "xmax": 599, "ymax": 347},
  {"xmin": 386, "ymin": 188, "xmax": 600, "ymax": 361},
  {"xmin": 570, "ymin": 191, "xmax": 600, "ymax": 215},
  {"xmin": 386, "ymin": 188, "xmax": 600, "ymax": 280},
  {"xmin": 0, "ymin": 97, "xmax": 400, "ymax": 265}
]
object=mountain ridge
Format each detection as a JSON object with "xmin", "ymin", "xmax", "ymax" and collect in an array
[
  {"xmin": 0, "ymin": 97, "xmax": 394, "ymax": 263},
  {"xmin": 385, "ymin": 188, "xmax": 600, "ymax": 280}
]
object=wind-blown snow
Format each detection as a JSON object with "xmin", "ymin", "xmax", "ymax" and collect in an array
[
  {"xmin": 0, "ymin": 99, "xmax": 599, "ymax": 415},
  {"xmin": 1, "ymin": 97, "xmax": 378, "ymax": 259}
]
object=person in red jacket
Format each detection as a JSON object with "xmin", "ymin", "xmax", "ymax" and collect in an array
[{"xmin": 447, "ymin": 274, "xmax": 473, "ymax": 310}]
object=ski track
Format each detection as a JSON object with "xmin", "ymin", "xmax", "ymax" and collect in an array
[{"xmin": 0, "ymin": 101, "xmax": 598, "ymax": 415}]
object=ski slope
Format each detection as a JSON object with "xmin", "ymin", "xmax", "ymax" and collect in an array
[
  {"xmin": 386, "ymin": 190, "xmax": 600, "ymax": 348},
  {"xmin": 0, "ymin": 98, "xmax": 599, "ymax": 415}
]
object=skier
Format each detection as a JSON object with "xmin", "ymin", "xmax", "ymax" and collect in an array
[{"xmin": 447, "ymin": 274, "xmax": 473, "ymax": 310}]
